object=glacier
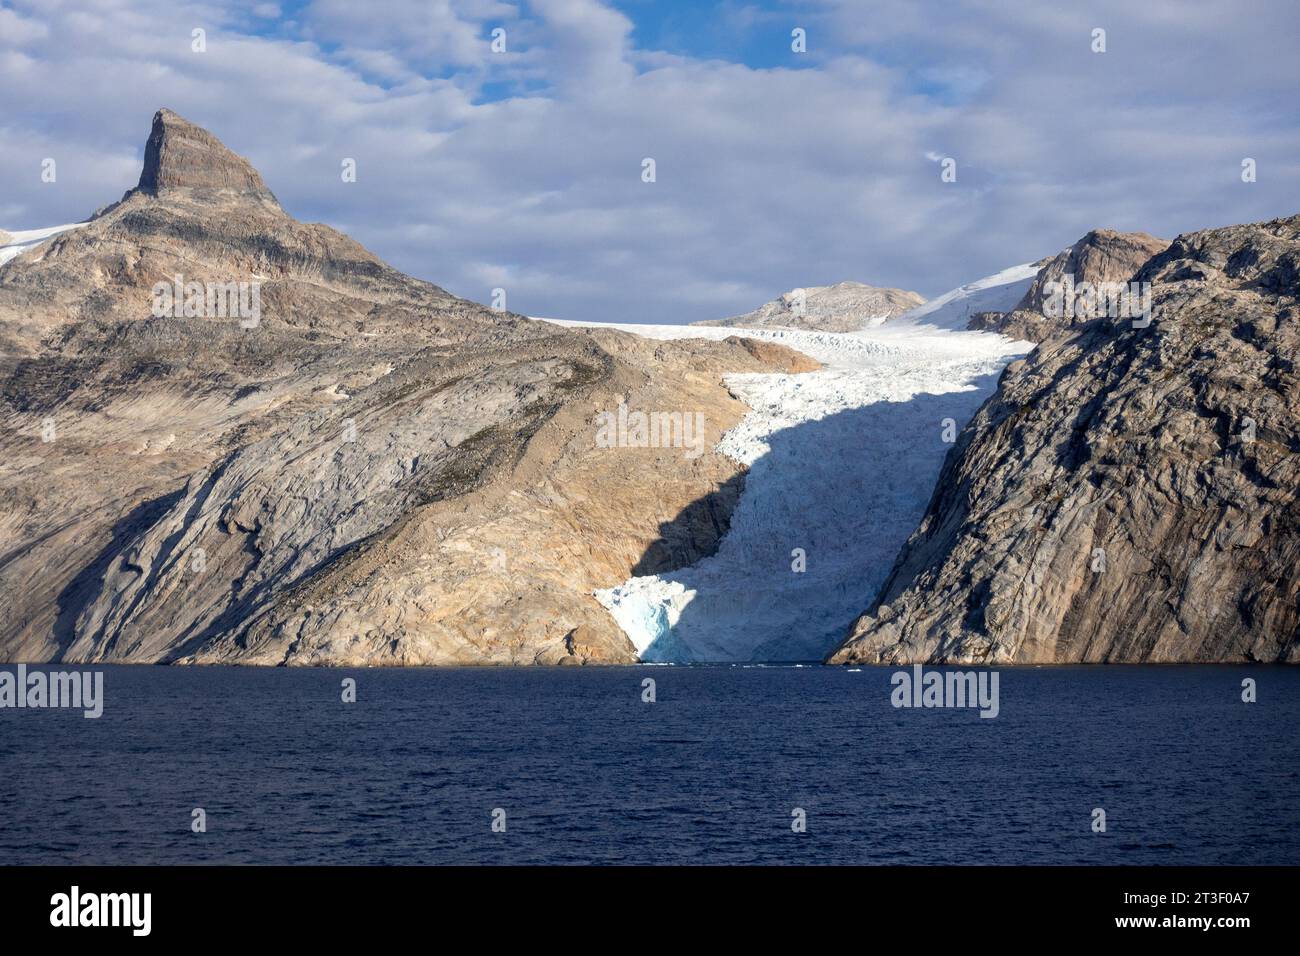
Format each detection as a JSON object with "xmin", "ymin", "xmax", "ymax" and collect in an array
[{"xmin": 543, "ymin": 270, "xmax": 1035, "ymax": 662}]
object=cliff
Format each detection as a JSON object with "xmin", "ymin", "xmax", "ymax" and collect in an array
[{"xmin": 831, "ymin": 214, "xmax": 1300, "ymax": 664}]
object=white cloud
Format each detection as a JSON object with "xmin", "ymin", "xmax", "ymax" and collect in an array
[
  {"xmin": 0, "ymin": 6, "xmax": 48, "ymax": 44},
  {"xmin": 0, "ymin": 0, "xmax": 1296, "ymax": 323}
]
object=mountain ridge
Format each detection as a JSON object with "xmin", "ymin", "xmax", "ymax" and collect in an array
[
  {"xmin": 830, "ymin": 213, "xmax": 1300, "ymax": 664},
  {"xmin": 694, "ymin": 280, "xmax": 926, "ymax": 332},
  {"xmin": 0, "ymin": 109, "xmax": 816, "ymax": 665}
]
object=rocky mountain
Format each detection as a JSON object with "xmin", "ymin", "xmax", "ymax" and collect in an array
[
  {"xmin": 694, "ymin": 281, "xmax": 925, "ymax": 333},
  {"xmin": 967, "ymin": 229, "xmax": 1169, "ymax": 341},
  {"xmin": 830, "ymin": 214, "xmax": 1300, "ymax": 664},
  {"xmin": 0, "ymin": 109, "xmax": 815, "ymax": 665}
]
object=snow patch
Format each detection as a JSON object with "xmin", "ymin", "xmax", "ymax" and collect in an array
[
  {"xmin": 0, "ymin": 222, "xmax": 88, "ymax": 267},
  {"xmin": 892, "ymin": 261, "xmax": 1040, "ymax": 331}
]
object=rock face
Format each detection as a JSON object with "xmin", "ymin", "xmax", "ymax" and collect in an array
[
  {"xmin": 721, "ymin": 335, "xmax": 821, "ymax": 373},
  {"xmin": 830, "ymin": 214, "xmax": 1300, "ymax": 664},
  {"xmin": 968, "ymin": 230, "xmax": 1169, "ymax": 341},
  {"xmin": 135, "ymin": 108, "xmax": 280, "ymax": 205},
  {"xmin": 695, "ymin": 281, "xmax": 925, "ymax": 333},
  {"xmin": 0, "ymin": 109, "xmax": 815, "ymax": 665}
]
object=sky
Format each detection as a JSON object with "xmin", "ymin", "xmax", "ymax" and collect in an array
[{"xmin": 1, "ymin": 0, "xmax": 1297, "ymax": 323}]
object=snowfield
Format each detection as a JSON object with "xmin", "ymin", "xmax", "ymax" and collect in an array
[
  {"xmin": 540, "ymin": 272, "xmax": 1034, "ymax": 663},
  {"xmin": 890, "ymin": 260, "xmax": 1040, "ymax": 330},
  {"xmin": 0, "ymin": 222, "xmax": 87, "ymax": 267}
]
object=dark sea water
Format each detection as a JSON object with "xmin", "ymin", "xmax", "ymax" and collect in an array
[{"xmin": 1, "ymin": 665, "xmax": 1297, "ymax": 865}]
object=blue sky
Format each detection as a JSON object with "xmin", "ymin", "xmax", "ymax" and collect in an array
[
  {"xmin": 610, "ymin": 1, "xmax": 810, "ymax": 71},
  {"xmin": 2, "ymin": 0, "xmax": 1298, "ymax": 323}
]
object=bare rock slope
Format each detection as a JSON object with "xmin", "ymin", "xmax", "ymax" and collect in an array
[
  {"xmin": 695, "ymin": 281, "xmax": 925, "ymax": 333},
  {"xmin": 0, "ymin": 109, "xmax": 813, "ymax": 665},
  {"xmin": 831, "ymin": 214, "xmax": 1300, "ymax": 664}
]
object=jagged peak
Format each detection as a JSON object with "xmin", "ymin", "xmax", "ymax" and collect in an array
[{"xmin": 135, "ymin": 108, "xmax": 279, "ymax": 207}]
